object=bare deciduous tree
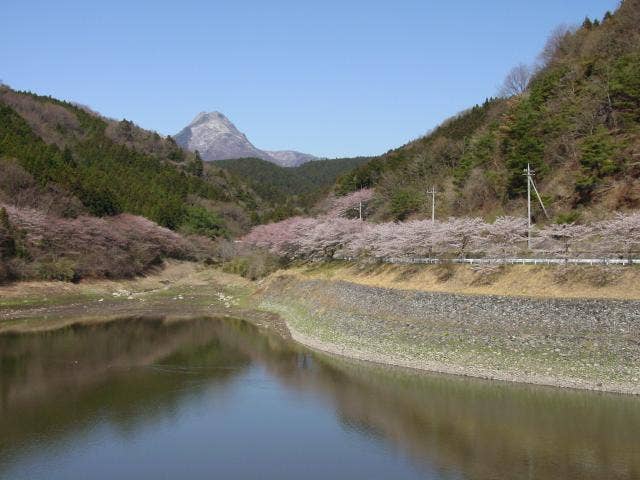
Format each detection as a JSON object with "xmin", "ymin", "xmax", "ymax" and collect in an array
[
  {"xmin": 499, "ymin": 63, "xmax": 532, "ymax": 97},
  {"xmin": 538, "ymin": 24, "xmax": 574, "ymax": 66}
]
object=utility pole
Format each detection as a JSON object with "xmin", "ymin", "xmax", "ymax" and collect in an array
[
  {"xmin": 426, "ymin": 187, "xmax": 437, "ymax": 222},
  {"xmin": 523, "ymin": 163, "xmax": 550, "ymax": 250},
  {"xmin": 358, "ymin": 200, "xmax": 363, "ymax": 221},
  {"xmin": 527, "ymin": 163, "xmax": 533, "ymax": 250},
  {"xmin": 524, "ymin": 164, "xmax": 532, "ymax": 249}
]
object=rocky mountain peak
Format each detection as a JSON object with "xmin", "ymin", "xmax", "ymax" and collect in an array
[{"xmin": 174, "ymin": 111, "xmax": 318, "ymax": 167}]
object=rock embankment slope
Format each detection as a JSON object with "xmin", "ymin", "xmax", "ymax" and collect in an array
[{"xmin": 259, "ymin": 275, "xmax": 640, "ymax": 394}]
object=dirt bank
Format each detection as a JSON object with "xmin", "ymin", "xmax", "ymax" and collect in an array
[{"xmin": 284, "ymin": 262, "xmax": 640, "ymax": 300}]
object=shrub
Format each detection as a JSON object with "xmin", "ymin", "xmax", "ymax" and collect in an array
[
  {"xmin": 36, "ymin": 258, "xmax": 78, "ymax": 282},
  {"xmin": 552, "ymin": 265, "xmax": 574, "ymax": 284},
  {"xmin": 583, "ymin": 266, "xmax": 623, "ymax": 287},
  {"xmin": 555, "ymin": 211, "xmax": 581, "ymax": 224},
  {"xmin": 433, "ymin": 263, "xmax": 455, "ymax": 282},
  {"xmin": 222, "ymin": 252, "xmax": 283, "ymax": 280},
  {"xmin": 393, "ymin": 265, "xmax": 421, "ymax": 281},
  {"xmin": 553, "ymin": 265, "xmax": 623, "ymax": 286},
  {"xmin": 470, "ymin": 264, "xmax": 504, "ymax": 285}
]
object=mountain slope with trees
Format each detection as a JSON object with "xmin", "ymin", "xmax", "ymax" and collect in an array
[
  {"xmin": 216, "ymin": 156, "xmax": 370, "ymax": 219},
  {"xmin": 0, "ymin": 86, "xmax": 263, "ymax": 235},
  {"xmin": 335, "ymin": 0, "xmax": 640, "ymax": 223}
]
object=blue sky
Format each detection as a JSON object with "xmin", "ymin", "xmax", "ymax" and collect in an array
[{"xmin": 1, "ymin": 0, "xmax": 620, "ymax": 158}]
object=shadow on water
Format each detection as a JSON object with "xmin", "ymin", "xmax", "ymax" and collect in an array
[{"xmin": 1, "ymin": 316, "xmax": 639, "ymax": 479}]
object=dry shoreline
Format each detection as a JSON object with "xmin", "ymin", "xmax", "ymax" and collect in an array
[
  {"xmin": 286, "ymin": 323, "xmax": 639, "ymax": 396},
  {"xmin": 0, "ymin": 262, "xmax": 288, "ymax": 337},
  {"xmin": 258, "ymin": 273, "xmax": 640, "ymax": 396}
]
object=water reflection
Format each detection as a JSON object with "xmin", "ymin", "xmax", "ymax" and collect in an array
[{"xmin": 1, "ymin": 317, "xmax": 638, "ymax": 479}]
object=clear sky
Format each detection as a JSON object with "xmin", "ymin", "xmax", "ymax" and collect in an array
[{"xmin": 1, "ymin": 0, "xmax": 620, "ymax": 158}]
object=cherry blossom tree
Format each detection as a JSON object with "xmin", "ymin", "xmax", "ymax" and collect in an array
[
  {"xmin": 395, "ymin": 220, "xmax": 445, "ymax": 258},
  {"xmin": 242, "ymin": 209, "xmax": 640, "ymax": 263},
  {"xmin": 370, "ymin": 222, "xmax": 409, "ymax": 258},
  {"xmin": 297, "ymin": 217, "xmax": 365, "ymax": 259},
  {"xmin": 241, "ymin": 216, "xmax": 316, "ymax": 258},
  {"xmin": 328, "ymin": 189, "xmax": 374, "ymax": 218},
  {"xmin": 435, "ymin": 217, "xmax": 486, "ymax": 258},
  {"xmin": 483, "ymin": 216, "xmax": 528, "ymax": 258},
  {"xmin": 345, "ymin": 222, "xmax": 392, "ymax": 258},
  {"xmin": 596, "ymin": 212, "xmax": 640, "ymax": 262},
  {"xmin": 0, "ymin": 204, "xmax": 193, "ymax": 278},
  {"xmin": 535, "ymin": 223, "xmax": 593, "ymax": 259}
]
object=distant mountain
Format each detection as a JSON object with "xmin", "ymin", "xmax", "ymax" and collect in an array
[
  {"xmin": 265, "ymin": 150, "xmax": 319, "ymax": 167},
  {"xmin": 174, "ymin": 111, "xmax": 317, "ymax": 167}
]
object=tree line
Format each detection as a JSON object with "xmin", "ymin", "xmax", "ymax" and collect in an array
[{"xmin": 242, "ymin": 204, "xmax": 640, "ymax": 263}]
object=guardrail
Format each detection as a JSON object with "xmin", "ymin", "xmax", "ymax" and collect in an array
[
  {"xmin": 388, "ymin": 257, "xmax": 640, "ymax": 266},
  {"xmin": 339, "ymin": 257, "xmax": 640, "ymax": 266}
]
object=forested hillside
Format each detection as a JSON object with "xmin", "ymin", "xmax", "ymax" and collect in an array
[
  {"xmin": 0, "ymin": 87, "xmax": 262, "ymax": 236},
  {"xmin": 217, "ymin": 156, "xmax": 370, "ymax": 219},
  {"xmin": 0, "ymin": 87, "xmax": 271, "ymax": 281},
  {"xmin": 336, "ymin": 0, "xmax": 640, "ymax": 223}
]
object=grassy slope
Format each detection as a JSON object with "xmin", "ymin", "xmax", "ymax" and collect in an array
[{"xmin": 335, "ymin": 0, "xmax": 640, "ymax": 222}]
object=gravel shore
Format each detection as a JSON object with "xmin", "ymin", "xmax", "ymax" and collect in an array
[{"xmin": 260, "ymin": 275, "xmax": 640, "ymax": 395}]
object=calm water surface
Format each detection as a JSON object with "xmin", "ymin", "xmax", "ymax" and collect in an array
[{"xmin": 0, "ymin": 317, "xmax": 639, "ymax": 479}]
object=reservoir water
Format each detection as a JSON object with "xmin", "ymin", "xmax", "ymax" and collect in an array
[{"xmin": 1, "ymin": 317, "xmax": 638, "ymax": 479}]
